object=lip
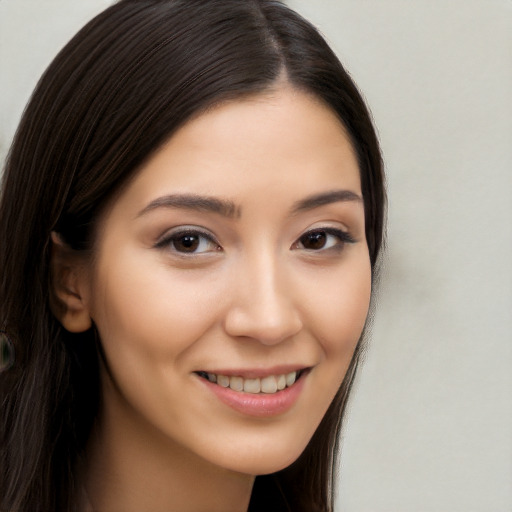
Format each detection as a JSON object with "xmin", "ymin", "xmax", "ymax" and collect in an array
[{"xmin": 196, "ymin": 369, "xmax": 309, "ymax": 418}]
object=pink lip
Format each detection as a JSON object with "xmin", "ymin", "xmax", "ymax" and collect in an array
[{"xmin": 197, "ymin": 371, "xmax": 308, "ymax": 417}]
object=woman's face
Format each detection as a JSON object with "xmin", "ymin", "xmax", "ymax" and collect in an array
[{"xmin": 81, "ymin": 86, "xmax": 371, "ymax": 475}]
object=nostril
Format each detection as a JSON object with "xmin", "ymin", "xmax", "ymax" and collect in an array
[{"xmin": 223, "ymin": 302, "xmax": 303, "ymax": 345}]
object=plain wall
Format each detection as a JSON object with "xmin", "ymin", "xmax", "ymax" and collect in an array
[{"xmin": 1, "ymin": 1, "xmax": 511, "ymax": 511}]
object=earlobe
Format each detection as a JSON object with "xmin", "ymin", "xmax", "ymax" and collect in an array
[{"xmin": 49, "ymin": 232, "xmax": 92, "ymax": 333}]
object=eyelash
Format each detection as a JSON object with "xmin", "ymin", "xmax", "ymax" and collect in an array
[
  {"xmin": 154, "ymin": 226, "xmax": 355, "ymax": 256},
  {"xmin": 293, "ymin": 227, "xmax": 356, "ymax": 252},
  {"xmin": 154, "ymin": 228, "xmax": 221, "ymax": 255}
]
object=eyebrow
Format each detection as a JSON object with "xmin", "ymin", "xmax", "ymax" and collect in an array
[
  {"xmin": 291, "ymin": 189, "xmax": 363, "ymax": 214},
  {"xmin": 137, "ymin": 189, "xmax": 362, "ymax": 219},
  {"xmin": 137, "ymin": 194, "xmax": 240, "ymax": 219}
]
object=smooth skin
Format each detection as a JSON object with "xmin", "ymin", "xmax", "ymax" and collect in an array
[{"xmin": 52, "ymin": 85, "xmax": 372, "ymax": 512}]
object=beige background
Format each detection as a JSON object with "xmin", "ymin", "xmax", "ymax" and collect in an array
[{"xmin": 1, "ymin": 1, "xmax": 511, "ymax": 511}]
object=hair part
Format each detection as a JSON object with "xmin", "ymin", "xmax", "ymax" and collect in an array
[{"xmin": 0, "ymin": 1, "xmax": 385, "ymax": 510}]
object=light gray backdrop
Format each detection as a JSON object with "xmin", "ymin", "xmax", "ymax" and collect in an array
[{"xmin": 1, "ymin": 1, "xmax": 511, "ymax": 511}]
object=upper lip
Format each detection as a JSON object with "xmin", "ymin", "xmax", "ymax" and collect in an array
[{"xmin": 196, "ymin": 365, "xmax": 311, "ymax": 379}]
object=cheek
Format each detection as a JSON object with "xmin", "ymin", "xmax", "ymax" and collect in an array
[
  {"xmin": 88, "ymin": 251, "xmax": 225, "ymax": 367},
  {"xmin": 86, "ymin": 252, "xmax": 230, "ymax": 433},
  {"xmin": 314, "ymin": 256, "xmax": 370, "ymax": 334},
  {"xmin": 305, "ymin": 254, "xmax": 372, "ymax": 375}
]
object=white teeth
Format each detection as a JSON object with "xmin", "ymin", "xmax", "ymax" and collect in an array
[
  {"xmin": 229, "ymin": 376, "xmax": 244, "ymax": 392},
  {"xmin": 203, "ymin": 370, "xmax": 303, "ymax": 394},
  {"xmin": 260, "ymin": 375, "xmax": 278, "ymax": 394},
  {"xmin": 217, "ymin": 375, "xmax": 230, "ymax": 387},
  {"xmin": 285, "ymin": 371, "xmax": 297, "ymax": 387},
  {"xmin": 243, "ymin": 378, "xmax": 261, "ymax": 394}
]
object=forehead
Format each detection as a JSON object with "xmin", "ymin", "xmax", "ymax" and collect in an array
[{"xmin": 109, "ymin": 86, "xmax": 362, "ymax": 216}]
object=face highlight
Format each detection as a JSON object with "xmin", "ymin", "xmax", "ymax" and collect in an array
[{"xmin": 81, "ymin": 86, "xmax": 371, "ymax": 476}]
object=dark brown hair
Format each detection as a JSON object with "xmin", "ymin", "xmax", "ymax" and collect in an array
[{"xmin": 0, "ymin": 1, "xmax": 385, "ymax": 510}]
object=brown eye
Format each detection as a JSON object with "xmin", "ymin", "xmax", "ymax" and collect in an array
[
  {"xmin": 155, "ymin": 229, "xmax": 220, "ymax": 254},
  {"xmin": 299, "ymin": 231, "xmax": 327, "ymax": 250},
  {"xmin": 295, "ymin": 228, "xmax": 355, "ymax": 252},
  {"xmin": 173, "ymin": 234, "xmax": 200, "ymax": 253}
]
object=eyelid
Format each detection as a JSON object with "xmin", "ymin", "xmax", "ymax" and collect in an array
[
  {"xmin": 292, "ymin": 226, "xmax": 356, "ymax": 251},
  {"xmin": 307, "ymin": 226, "xmax": 355, "ymax": 241},
  {"xmin": 154, "ymin": 226, "xmax": 221, "ymax": 253}
]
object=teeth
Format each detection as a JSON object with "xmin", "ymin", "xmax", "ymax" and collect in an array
[
  {"xmin": 285, "ymin": 371, "xmax": 297, "ymax": 387},
  {"xmin": 202, "ymin": 370, "xmax": 302, "ymax": 394},
  {"xmin": 243, "ymin": 378, "xmax": 261, "ymax": 393},
  {"xmin": 229, "ymin": 376, "xmax": 244, "ymax": 392},
  {"xmin": 217, "ymin": 375, "xmax": 230, "ymax": 387},
  {"xmin": 261, "ymin": 375, "xmax": 278, "ymax": 393}
]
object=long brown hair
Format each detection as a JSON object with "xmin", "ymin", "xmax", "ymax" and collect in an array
[{"xmin": 0, "ymin": 1, "xmax": 385, "ymax": 510}]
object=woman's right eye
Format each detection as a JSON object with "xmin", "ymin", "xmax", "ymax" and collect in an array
[{"xmin": 155, "ymin": 229, "xmax": 221, "ymax": 254}]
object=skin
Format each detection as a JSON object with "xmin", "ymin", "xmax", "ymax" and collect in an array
[{"xmin": 53, "ymin": 85, "xmax": 371, "ymax": 512}]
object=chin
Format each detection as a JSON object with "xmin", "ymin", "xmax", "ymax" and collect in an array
[{"xmin": 203, "ymin": 434, "xmax": 313, "ymax": 476}]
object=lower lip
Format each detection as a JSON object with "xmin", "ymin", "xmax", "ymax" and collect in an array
[{"xmin": 198, "ymin": 374, "xmax": 307, "ymax": 417}]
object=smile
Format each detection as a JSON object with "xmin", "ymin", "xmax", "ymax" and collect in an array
[
  {"xmin": 196, "ymin": 368, "xmax": 309, "ymax": 417},
  {"xmin": 196, "ymin": 370, "xmax": 305, "ymax": 394}
]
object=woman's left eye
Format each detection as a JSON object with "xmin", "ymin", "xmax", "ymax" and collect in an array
[
  {"xmin": 293, "ymin": 228, "xmax": 355, "ymax": 251},
  {"xmin": 155, "ymin": 229, "xmax": 220, "ymax": 254}
]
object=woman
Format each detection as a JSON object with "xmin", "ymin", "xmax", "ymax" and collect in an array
[{"xmin": 0, "ymin": 0, "xmax": 385, "ymax": 510}]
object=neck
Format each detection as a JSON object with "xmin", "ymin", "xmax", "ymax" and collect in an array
[{"xmin": 84, "ymin": 375, "xmax": 254, "ymax": 512}]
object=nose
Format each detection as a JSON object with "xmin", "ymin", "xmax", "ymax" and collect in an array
[{"xmin": 223, "ymin": 254, "xmax": 303, "ymax": 345}]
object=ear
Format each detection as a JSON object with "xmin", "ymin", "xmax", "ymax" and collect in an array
[{"xmin": 49, "ymin": 232, "xmax": 92, "ymax": 333}]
